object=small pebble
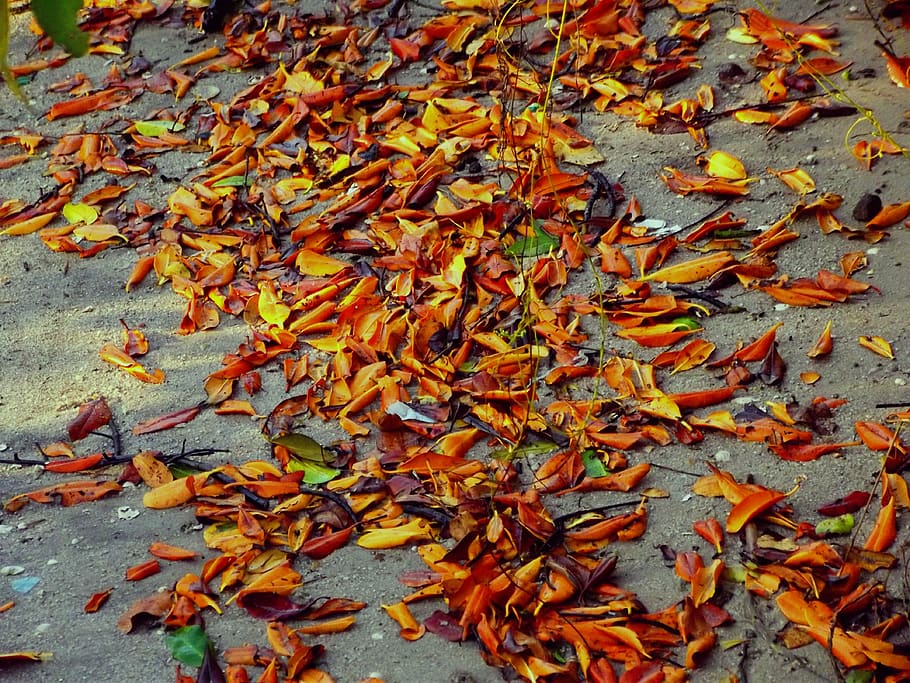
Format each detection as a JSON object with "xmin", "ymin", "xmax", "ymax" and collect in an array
[
  {"xmin": 1, "ymin": 565, "xmax": 25, "ymax": 576},
  {"xmin": 34, "ymin": 623, "xmax": 51, "ymax": 635},
  {"xmin": 46, "ymin": 559, "xmax": 59, "ymax": 566},
  {"xmin": 714, "ymin": 449, "xmax": 731, "ymax": 462},
  {"xmin": 371, "ymin": 632, "xmax": 384, "ymax": 640},
  {"xmin": 895, "ymin": 377, "xmax": 907, "ymax": 386}
]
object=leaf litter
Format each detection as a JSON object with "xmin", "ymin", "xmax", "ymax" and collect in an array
[{"xmin": 1, "ymin": 0, "xmax": 909, "ymax": 681}]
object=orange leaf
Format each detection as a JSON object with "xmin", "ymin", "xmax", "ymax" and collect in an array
[
  {"xmin": 726, "ymin": 489, "xmax": 788, "ymax": 532},
  {"xmin": 855, "ymin": 421, "xmax": 900, "ymax": 451},
  {"xmin": 807, "ymin": 320, "xmax": 833, "ymax": 358},
  {"xmin": 148, "ymin": 542, "xmax": 199, "ymax": 561},
  {"xmin": 709, "ymin": 322, "xmax": 782, "ymax": 367},
  {"xmin": 880, "ymin": 43, "xmax": 910, "ymax": 88},
  {"xmin": 675, "ymin": 551, "xmax": 704, "ymax": 583},
  {"xmin": 615, "ymin": 324, "xmax": 699, "ymax": 348},
  {"xmin": 864, "ymin": 498, "xmax": 897, "ymax": 552},
  {"xmin": 691, "ymin": 559, "xmax": 724, "ymax": 607},
  {"xmin": 84, "ymin": 588, "xmax": 114, "ymax": 613},
  {"xmin": 125, "ymin": 560, "xmax": 161, "ymax": 581},
  {"xmin": 382, "ymin": 602, "xmax": 425, "ymax": 641},
  {"xmin": 867, "ymin": 201, "xmax": 910, "ymax": 228},
  {"xmin": 767, "ymin": 441, "xmax": 859, "ymax": 462},
  {"xmin": 294, "ymin": 616, "xmax": 357, "ymax": 635},
  {"xmin": 693, "ymin": 518, "xmax": 724, "ymax": 554}
]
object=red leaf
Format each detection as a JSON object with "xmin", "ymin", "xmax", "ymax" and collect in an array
[
  {"xmin": 235, "ymin": 593, "xmax": 314, "ymax": 621},
  {"xmin": 300, "ymin": 527, "xmax": 353, "ymax": 560},
  {"xmin": 817, "ymin": 491, "xmax": 871, "ymax": 516},
  {"xmin": 67, "ymin": 397, "xmax": 112, "ymax": 441}
]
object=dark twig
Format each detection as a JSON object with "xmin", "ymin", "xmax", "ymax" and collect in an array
[
  {"xmin": 667, "ymin": 284, "xmax": 745, "ymax": 315},
  {"xmin": 299, "ymin": 486, "xmax": 358, "ymax": 526}
]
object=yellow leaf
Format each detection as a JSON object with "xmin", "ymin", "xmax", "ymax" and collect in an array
[
  {"xmin": 671, "ymin": 339, "xmax": 716, "ymax": 374},
  {"xmin": 62, "ymin": 202, "xmax": 99, "ymax": 225},
  {"xmin": 294, "ymin": 249, "xmax": 350, "ymax": 276},
  {"xmin": 859, "ymin": 335, "xmax": 894, "ymax": 360},
  {"xmin": 702, "ymin": 151, "xmax": 747, "ymax": 180},
  {"xmin": 357, "ymin": 518, "xmax": 434, "ymax": 549},
  {"xmin": 768, "ymin": 167, "xmax": 816, "ymax": 194},
  {"xmin": 641, "ymin": 251, "xmax": 735, "ymax": 283},
  {"xmin": 257, "ymin": 281, "xmax": 290, "ymax": 328},
  {"xmin": 0, "ymin": 212, "xmax": 58, "ymax": 236},
  {"xmin": 73, "ymin": 223, "xmax": 126, "ymax": 242}
]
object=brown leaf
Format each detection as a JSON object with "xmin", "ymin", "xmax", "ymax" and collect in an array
[{"xmin": 117, "ymin": 591, "xmax": 174, "ymax": 633}]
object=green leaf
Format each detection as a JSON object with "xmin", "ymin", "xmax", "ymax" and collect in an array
[
  {"xmin": 580, "ymin": 449, "xmax": 608, "ymax": 478},
  {"xmin": 134, "ymin": 120, "xmax": 186, "ymax": 137},
  {"xmin": 62, "ymin": 202, "xmax": 98, "ymax": 225},
  {"xmin": 845, "ymin": 671, "xmax": 874, "ymax": 683},
  {"xmin": 270, "ymin": 433, "xmax": 339, "ymax": 484},
  {"xmin": 270, "ymin": 433, "xmax": 329, "ymax": 462},
  {"xmin": 504, "ymin": 219, "xmax": 559, "ymax": 258},
  {"xmin": 286, "ymin": 459, "xmax": 340, "ymax": 485},
  {"xmin": 815, "ymin": 513, "xmax": 854, "ymax": 536},
  {"xmin": 165, "ymin": 625, "xmax": 209, "ymax": 667},
  {"xmin": 1, "ymin": 0, "xmax": 25, "ymax": 100},
  {"xmin": 671, "ymin": 316, "xmax": 701, "ymax": 331},
  {"xmin": 489, "ymin": 440, "xmax": 558, "ymax": 461},
  {"xmin": 31, "ymin": 0, "xmax": 89, "ymax": 57},
  {"xmin": 211, "ymin": 175, "xmax": 251, "ymax": 188}
]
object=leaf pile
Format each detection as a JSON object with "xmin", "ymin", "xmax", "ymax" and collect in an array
[{"xmin": 2, "ymin": 1, "xmax": 910, "ymax": 681}]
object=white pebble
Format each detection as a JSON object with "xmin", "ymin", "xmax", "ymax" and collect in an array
[
  {"xmin": 714, "ymin": 450, "xmax": 731, "ymax": 462},
  {"xmin": 895, "ymin": 377, "xmax": 907, "ymax": 386},
  {"xmin": 0, "ymin": 566, "xmax": 25, "ymax": 576}
]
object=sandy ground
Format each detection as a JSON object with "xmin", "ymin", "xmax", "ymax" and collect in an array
[{"xmin": 1, "ymin": 2, "xmax": 909, "ymax": 682}]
